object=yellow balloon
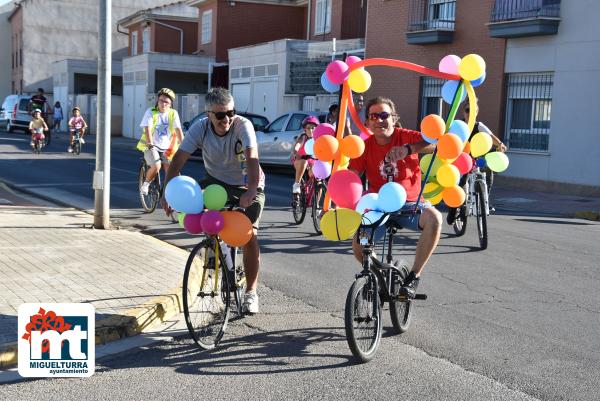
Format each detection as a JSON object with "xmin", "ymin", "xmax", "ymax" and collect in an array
[
  {"xmin": 470, "ymin": 132, "xmax": 493, "ymax": 157},
  {"xmin": 423, "ymin": 182, "xmax": 443, "ymax": 200},
  {"xmin": 348, "ymin": 69, "xmax": 372, "ymax": 93},
  {"xmin": 459, "ymin": 54, "xmax": 486, "ymax": 81},
  {"xmin": 321, "ymin": 208, "xmax": 362, "ymax": 241},
  {"xmin": 420, "ymin": 154, "xmax": 443, "ymax": 177},
  {"xmin": 429, "ymin": 191, "xmax": 443, "ymax": 205},
  {"xmin": 436, "ymin": 163, "xmax": 460, "ymax": 188}
]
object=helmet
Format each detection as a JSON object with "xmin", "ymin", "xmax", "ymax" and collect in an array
[
  {"xmin": 157, "ymin": 87, "xmax": 176, "ymax": 102},
  {"xmin": 301, "ymin": 115, "xmax": 319, "ymax": 127},
  {"xmin": 72, "ymin": 106, "xmax": 80, "ymax": 112},
  {"xmin": 31, "ymin": 108, "xmax": 42, "ymax": 115}
]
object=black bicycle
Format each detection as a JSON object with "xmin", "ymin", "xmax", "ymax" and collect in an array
[
  {"xmin": 345, "ymin": 210, "xmax": 427, "ymax": 363},
  {"xmin": 182, "ymin": 205, "xmax": 247, "ymax": 350},
  {"xmin": 138, "ymin": 155, "xmax": 177, "ymax": 223},
  {"xmin": 292, "ymin": 157, "xmax": 327, "ymax": 234},
  {"xmin": 71, "ymin": 128, "xmax": 84, "ymax": 156},
  {"xmin": 452, "ymin": 167, "xmax": 488, "ymax": 249}
]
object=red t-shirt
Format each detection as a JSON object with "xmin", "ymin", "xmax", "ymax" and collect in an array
[{"xmin": 349, "ymin": 128, "xmax": 424, "ymax": 201}]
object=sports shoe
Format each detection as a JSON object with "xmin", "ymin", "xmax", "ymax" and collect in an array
[
  {"xmin": 399, "ymin": 272, "xmax": 420, "ymax": 299},
  {"xmin": 80, "ymin": 138, "xmax": 85, "ymax": 144},
  {"xmin": 292, "ymin": 182, "xmax": 301, "ymax": 194},
  {"xmin": 243, "ymin": 291, "xmax": 259, "ymax": 314},
  {"xmin": 140, "ymin": 181, "xmax": 150, "ymax": 196},
  {"xmin": 67, "ymin": 146, "xmax": 73, "ymax": 153},
  {"xmin": 30, "ymin": 141, "xmax": 34, "ymax": 147},
  {"xmin": 446, "ymin": 208, "xmax": 457, "ymax": 225}
]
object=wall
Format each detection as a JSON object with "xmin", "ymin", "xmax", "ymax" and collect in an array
[
  {"xmin": 152, "ymin": 19, "xmax": 198, "ymax": 54},
  {"xmin": 9, "ymin": 6, "xmax": 23, "ymax": 94},
  {"xmin": 366, "ymin": 0, "xmax": 506, "ymax": 134},
  {"xmin": 0, "ymin": 4, "xmax": 13, "ymax": 100},
  {"xmin": 195, "ymin": 1, "xmax": 217, "ymax": 59},
  {"xmin": 503, "ymin": 1, "xmax": 600, "ymax": 187}
]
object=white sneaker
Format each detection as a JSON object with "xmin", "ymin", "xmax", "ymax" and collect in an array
[
  {"xmin": 243, "ymin": 291, "xmax": 259, "ymax": 314},
  {"xmin": 292, "ymin": 182, "xmax": 301, "ymax": 194},
  {"xmin": 30, "ymin": 141, "xmax": 34, "ymax": 146},
  {"xmin": 140, "ymin": 181, "xmax": 150, "ymax": 196},
  {"xmin": 80, "ymin": 138, "xmax": 85, "ymax": 144},
  {"xmin": 67, "ymin": 146, "xmax": 73, "ymax": 153}
]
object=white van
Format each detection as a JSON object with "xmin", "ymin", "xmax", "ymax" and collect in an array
[{"xmin": 0, "ymin": 94, "xmax": 32, "ymax": 132}]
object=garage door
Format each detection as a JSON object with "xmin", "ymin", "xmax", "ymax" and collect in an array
[
  {"xmin": 232, "ymin": 83, "xmax": 250, "ymax": 113},
  {"xmin": 252, "ymin": 80, "xmax": 278, "ymax": 122}
]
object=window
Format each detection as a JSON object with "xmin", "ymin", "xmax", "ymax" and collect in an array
[
  {"xmin": 142, "ymin": 27, "xmax": 150, "ymax": 53},
  {"xmin": 420, "ymin": 77, "xmax": 447, "ymax": 120},
  {"xmin": 267, "ymin": 115, "xmax": 287, "ymax": 133},
  {"xmin": 287, "ymin": 114, "xmax": 306, "ymax": 131},
  {"xmin": 201, "ymin": 10, "xmax": 212, "ymax": 44},
  {"xmin": 505, "ymin": 73, "xmax": 553, "ymax": 152},
  {"xmin": 428, "ymin": 0, "xmax": 455, "ymax": 29},
  {"xmin": 314, "ymin": 0, "xmax": 332, "ymax": 35},
  {"xmin": 131, "ymin": 31, "xmax": 138, "ymax": 56}
]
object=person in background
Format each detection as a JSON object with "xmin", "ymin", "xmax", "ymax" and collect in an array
[
  {"xmin": 68, "ymin": 107, "xmax": 88, "ymax": 153},
  {"xmin": 349, "ymin": 94, "xmax": 366, "ymax": 135},
  {"xmin": 52, "ymin": 101, "xmax": 63, "ymax": 137},
  {"xmin": 327, "ymin": 103, "xmax": 352, "ymax": 137},
  {"xmin": 291, "ymin": 115, "xmax": 319, "ymax": 194}
]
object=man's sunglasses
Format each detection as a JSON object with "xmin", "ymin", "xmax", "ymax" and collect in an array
[
  {"xmin": 368, "ymin": 111, "xmax": 394, "ymax": 121},
  {"xmin": 209, "ymin": 110, "xmax": 236, "ymax": 120}
]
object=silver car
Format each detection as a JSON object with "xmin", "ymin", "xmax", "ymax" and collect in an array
[
  {"xmin": 0, "ymin": 95, "xmax": 32, "ymax": 132},
  {"xmin": 257, "ymin": 111, "xmax": 327, "ymax": 166}
]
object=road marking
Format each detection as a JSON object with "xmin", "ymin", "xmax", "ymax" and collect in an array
[
  {"xmin": 0, "ymin": 198, "xmax": 14, "ymax": 205},
  {"xmin": 21, "ymin": 181, "xmax": 136, "ymax": 188}
]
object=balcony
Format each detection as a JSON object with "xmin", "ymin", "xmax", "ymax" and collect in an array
[
  {"xmin": 406, "ymin": 0, "xmax": 455, "ymax": 45},
  {"xmin": 488, "ymin": 0, "xmax": 561, "ymax": 38}
]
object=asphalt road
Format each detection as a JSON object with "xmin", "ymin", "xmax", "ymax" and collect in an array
[{"xmin": 1, "ymin": 130, "xmax": 599, "ymax": 400}]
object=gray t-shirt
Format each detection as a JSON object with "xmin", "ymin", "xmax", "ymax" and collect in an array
[{"xmin": 179, "ymin": 116, "xmax": 265, "ymax": 188}]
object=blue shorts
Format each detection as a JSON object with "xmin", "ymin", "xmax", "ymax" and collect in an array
[{"xmin": 372, "ymin": 201, "xmax": 432, "ymax": 242}]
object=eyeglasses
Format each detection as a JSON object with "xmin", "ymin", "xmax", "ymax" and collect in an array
[
  {"xmin": 209, "ymin": 110, "xmax": 236, "ymax": 120},
  {"xmin": 157, "ymin": 98, "xmax": 172, "ymax": 105},
  {"xmin": 368, "ymin": 111, "xmax": 394, "ymax": 121}
]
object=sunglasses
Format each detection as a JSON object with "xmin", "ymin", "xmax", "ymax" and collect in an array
[
  {"xmin": 209, "ymin": 110, "xmax": 236, "ymax": 120},
  {"xmin": 368, "ymin": 111, "xmax": 394, "ymax": 121}
]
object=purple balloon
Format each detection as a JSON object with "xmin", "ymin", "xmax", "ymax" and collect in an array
[
  {"xmin": 313, "ymin": 160, "xmax": 332, "ymax": 179},
  {"xmin": 313, "ymin": 123, "xmax": 335, "ymax": 140},
  {"xmin": 184, "ymin": 213, "xmax": 204, "ymax": 235},
  {"xmin": 200, "ymin": 210, "xmax": 225, "ymax": 235},
  {"xmin": 326, "ymin": 60, "xmax": 349, "ymax": 85}
]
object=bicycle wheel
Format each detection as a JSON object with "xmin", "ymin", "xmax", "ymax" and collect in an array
[
  {"xmin": 389, "ymin": 261, "xmax": 413, "ymax": 334},
  {"xmin": 73, "ymin": 140, "xmax": 81, "ymax": 155},
  {"xmin": 183, "ymin": 240, "xmax": 231, "ymax": 350},
  {"xmin": 139, "ymin": 164, "xmax": 157, "ymax": 212},
  {"xmin": 311, "ymin": 182, "xmax": 325, "ymax": 234},
  {"xmin": 34, "ymin": 140, "xmax": 41, "ymax": 154},
  {"xmin": 475, "ymin": 181, "xmax": 488, "ymax": 250},
  {"xmin": 230, "ymin": 247, "xmax": 247, "ymax": 316},
  {"xmin": 345, "ymin": 275, "xmax": 382, "ymax": 363},
  {"xmin": 452, "ymin": 204, "xmax": 468, "ymax": 237},
  {"xmin": 292, "ymin": 178, "xmax": 307, "ymax": 224}
]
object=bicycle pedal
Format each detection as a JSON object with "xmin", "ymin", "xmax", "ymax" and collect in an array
[{"xmin": 414, "ymin": 293, "xmax": 427, "ymax": 300}]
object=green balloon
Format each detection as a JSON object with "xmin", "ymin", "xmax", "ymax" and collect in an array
[
  {"xmin": 485, "ymin": 151, "xmax": 509, "ymax": 173},
  {"xmin": 203, "ymin": 184, "xmax": 228, "ymax": 210},
  {"xmin": 178, "ymin": 212, "xmax": 186, "ymax": 228}
]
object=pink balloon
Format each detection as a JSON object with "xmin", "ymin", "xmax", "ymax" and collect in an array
[
  {"xmin": 326, "ymin": 60, "xmax": 349, "ymax": 85},
  {"xmin": 359, "ymin": 131, "xmax": 371, "ymax": 141},
  {"xmin": 439, "ymin": 55, "xmax": 461, "ymax": 75},
  {"xmin": 345, "ymin": 55, "xmax": 362, "ymax": 66},
  {"xmin": 452, "ymin": 152, "xmax": 474, "ymax": 175},
  {"xmin": 184, "ymin": 213, "xmax": 204, "ymax": 235},
  {"xmin": 200, "ymin": 210, "xmax": 224, "ymax": 235},
  {"xmin": 328, "ymin": 170, "xmax": 363, "ymax": 209},
  {"xmin": 313, "ymin": 160, "xmax": 332, "ymax": 179},
  {"xmin": 313, "ymin": 123, "xmax": 336, "ymax": 140}
]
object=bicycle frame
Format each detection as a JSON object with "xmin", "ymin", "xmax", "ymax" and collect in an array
[{"xmin": 465, "ymin": 168, "xmax": 489, "ymax": 216}]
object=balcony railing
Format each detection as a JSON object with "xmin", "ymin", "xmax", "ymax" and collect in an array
[
  {"xmin": 406, "ymin": 0, "xmax": 455, "ymax": 44},
  {"xmin": 491, "ymin": 0, "xmax": 560, "ymax": 22},
  {"xmin": 488, "ymin": 0, "xmax": 560, "ymax": 38}
]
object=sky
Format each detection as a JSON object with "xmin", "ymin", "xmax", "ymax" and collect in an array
[{"xmin": 0, "ymin": 0, "xmax": 12, "ymax": 7}]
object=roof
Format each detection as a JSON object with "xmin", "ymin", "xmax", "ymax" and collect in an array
[{"xmin": 118, "ymin": 1, "xmax": 199, "ymax": 28}]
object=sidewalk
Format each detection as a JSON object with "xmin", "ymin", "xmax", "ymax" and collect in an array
[{"xmin": 0, "ymin": 184, "xmax": 189, "ymax": 368}]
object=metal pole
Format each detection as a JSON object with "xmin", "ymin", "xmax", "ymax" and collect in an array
[{"xmin": 94, "ymin": 0, "xmax": 112, "ymax": 229}]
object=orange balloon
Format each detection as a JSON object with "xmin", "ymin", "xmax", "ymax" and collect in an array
[
  {"xmin": 340, "ymin": 135, "xmax": 365, "ymax": 159},
  {"xmin": 314, "ymin": 135, "xmax": 339, "ymax": 162},
  {"xmin": 463, "ymin": 141, "xmax": 471, "ymax": 154},
  {"xmin": 437, "ymin": 133, "xmax": 463, "ymax": 160},
  {"xmin": 420, "ymin": 114, "xmax": 445, "ymax": 140},
  {"xmin": 220, "ymin": 211, "xmax": 253, "ymax": 247},
  {"xmin": 442, "ymin": 185, "xmax": 466, "ymax": 208}
]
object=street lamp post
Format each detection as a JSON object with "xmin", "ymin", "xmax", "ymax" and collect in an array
[{"xmin": 94, "ymin": 0, "xmax": 112, "ymax": 229}]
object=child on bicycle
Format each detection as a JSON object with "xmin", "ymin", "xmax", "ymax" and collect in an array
[
  {"xmin": 29, "ymin": 109, "xmax": 48, "ymax": 147},
  {"xmin": 291, "ymin": 115, "xmax": 319, "ymax": 194},
  {"xmin": 68, "ymin": 107, "xmax": 88, "ymax": 153}
]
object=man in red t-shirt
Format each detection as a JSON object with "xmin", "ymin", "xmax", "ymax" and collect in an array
[{"xmin": 349, "ymin": 96, "xmax": 442, "ymax": 298}]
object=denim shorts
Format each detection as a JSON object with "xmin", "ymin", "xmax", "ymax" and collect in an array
[{"xmin": 371, "ymin": 201, "xmax": 432, "ymax": 242}]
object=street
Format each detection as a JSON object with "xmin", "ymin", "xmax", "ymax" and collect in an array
[{"xmin": 1, "ymin": 130, "xmax": 599, "ymax": 400}]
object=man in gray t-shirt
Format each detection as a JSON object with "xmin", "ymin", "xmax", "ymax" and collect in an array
[{"xmin": 161, "ymin": 87, "xmax": 265, "ymax": 314}]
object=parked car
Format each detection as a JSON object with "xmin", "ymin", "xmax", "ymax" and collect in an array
[
  {"xmin": 256, "ymin": 111, "xmax": 328, "ymax": 166},
  {"xmin": 0, "ymin": 94, "xmax": 32, "ymax": 133},
  {"xmin": 183, "ymin": 111, "xmax": 269, "ymax": 159},
  {"xmin": 182, "ymin": 111, "xmax": 269, "ymax": 133}
]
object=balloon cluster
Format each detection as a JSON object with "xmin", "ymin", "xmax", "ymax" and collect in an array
[
  {"xmin": 165, "ymin": 176, "xmax": 253, "ymax": 247},
  {"xmin": 420, "ymin": 54, "xmax": 510, "ymax": 207}
]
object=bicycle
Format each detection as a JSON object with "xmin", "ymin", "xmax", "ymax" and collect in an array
[
  {"xmin": 70, "ymin": 128, "xmax": 84, "ymax": 156},
  {"xmin": 182, "ymin": 204, "xmax": 247, "ymax": 350},
  {"xmin": 31, "ymin": 128, "xmax": 45, "ymax": 155},
  {"xmin": 291, "ymin": 157, "xmax": 327, "ymax": 234},
  {"xmin": 345, "ymin": 210, "xmax": 427, "ymax": 363},
  {"xmin": 452, "ymin": 166, "xmax": 488, "ymax": 250},
  {"xmin": 138, "ymin": 153, "xmax": 178, "ymax": 223}
]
